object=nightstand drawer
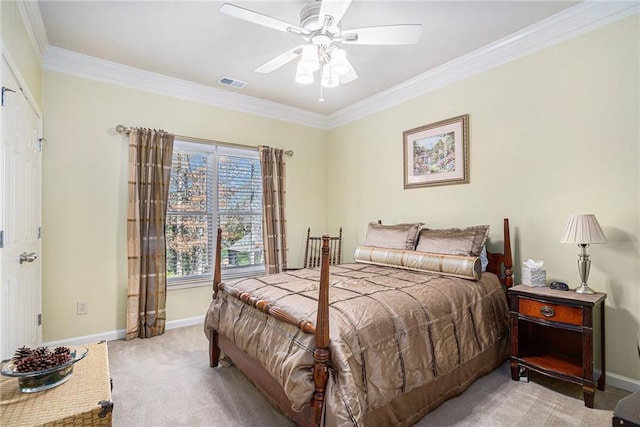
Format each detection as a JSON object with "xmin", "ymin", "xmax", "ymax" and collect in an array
[{"xmin": 518, "ymin": 297, "xmax": 582, "ymax": 326}]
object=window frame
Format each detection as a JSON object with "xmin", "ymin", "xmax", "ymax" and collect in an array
[{"xmin": 166, "ymin": 140, "xmax": 264, "ymax": 290}]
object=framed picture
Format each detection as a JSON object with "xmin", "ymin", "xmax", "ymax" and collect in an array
[{"xmin": 403, "ymin": 114, "xmax": 469, "ymax": 189}]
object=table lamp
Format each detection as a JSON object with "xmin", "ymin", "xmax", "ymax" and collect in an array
[{"xmin": 560, "ymin": 214, "xmax": 607, "ymax": 294}]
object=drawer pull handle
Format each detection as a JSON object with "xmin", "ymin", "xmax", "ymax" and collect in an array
[{"xmin": 540, "ymin": 305, "xmax": 555, "ymax": 317}]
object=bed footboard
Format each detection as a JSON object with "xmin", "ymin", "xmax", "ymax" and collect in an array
[{"xmin": 210, "ymin": 230, "xmax": 332, "ymax": 426}]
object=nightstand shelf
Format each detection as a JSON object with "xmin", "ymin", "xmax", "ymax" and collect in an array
[
  {"xmin": 509, "ymin": 285, "xmax": 606, "ymax": 408},
  {"xmin": 519, "ymin": 353, "xmax": 583, "ymax": 379}
]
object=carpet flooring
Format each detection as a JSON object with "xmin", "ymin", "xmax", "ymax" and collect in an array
[{"xmin": 108, "ymin": 325, "xmax": 628, "ymax": 426}]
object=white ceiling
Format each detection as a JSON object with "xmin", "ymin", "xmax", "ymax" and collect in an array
[{"xmin": 38, "ymin": 1, "xmax": 580, "ymax": 115}]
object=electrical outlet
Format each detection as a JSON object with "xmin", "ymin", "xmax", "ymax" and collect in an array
[{"xmin": 77, "ymin": 301, "xmax": 88, "ymax": 315}]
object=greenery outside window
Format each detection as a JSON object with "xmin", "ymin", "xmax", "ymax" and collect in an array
[{"xmin": 166, "ymin": 141, "xmax": 264, "ymax": 287}]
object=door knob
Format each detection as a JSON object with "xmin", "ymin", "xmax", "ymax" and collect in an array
[{"xmin": 19, "ymin": 252, "xmax": 38, "ymax": 264}]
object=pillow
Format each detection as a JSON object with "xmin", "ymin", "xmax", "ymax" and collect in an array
[
  {"xmin": 363, "ymin": 222, "xmax": 423, "ymax": 250},
  {"xmin": 415, "ymin": 225, "xmax": 490, "ymax": 257},
  {"xmin": 354, "ymin": 246, "xmax": 481, "ymax": 281}
]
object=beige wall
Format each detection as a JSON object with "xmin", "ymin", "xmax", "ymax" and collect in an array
[
  {"xmin": 41, "ymin": 71, "xmax": 327, "ymax": 341},
  {"xmin": 327, "ymin": 16, "xmax": 640, "ymax": 381},
  {"xmin": 1, "ymin": 0, "xmax": 42, "ymax": 104},
  {"xmin": 32, "ymin": 9, "xmax": 640, "ymax": 384}
]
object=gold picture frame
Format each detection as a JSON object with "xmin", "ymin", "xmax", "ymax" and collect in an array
[{"xmin": 403, "ymin": 114, "xmax": 469, "ymax": 189}]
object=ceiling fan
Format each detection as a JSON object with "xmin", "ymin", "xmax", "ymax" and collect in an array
[{"xmin": 220, "ymin": 0, "xmax": 422, "ymax": 102}]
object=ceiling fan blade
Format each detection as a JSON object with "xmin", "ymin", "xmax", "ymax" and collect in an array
[
  {"xmin": 342, "ymin": 24, "xmax": 422, "ymax": 45},
  {"xmin": 220, "ymin": 3, "xmax": 308, "ymax": 36},
  {"xmin": 255, "ymin": 45, "xmax": 305, "ymax": 73},
  {"xmin": 340, "ymin": 59, "xmax": 358, "ymax": 84},
  {"xmin": 319, "ymin": 0, "xmax": 352, "ymax": 26}
]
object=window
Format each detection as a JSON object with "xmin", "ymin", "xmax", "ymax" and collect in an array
[{"xmin": 166, "ymin": 141, "xmax": 264, "ymax": 287}]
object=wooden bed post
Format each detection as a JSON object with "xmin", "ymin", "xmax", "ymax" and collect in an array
[
  {"xmin": 311, "ymin": 234, "xmax": 331, "ymax": 426},
  {"xmin": 503, "ymin": 218, "xmax": 513, "ymax": 288},
  {"xmin": 213, "ymin": 228, "xmax": 222, "ymax": 299},
  {"xmin": 210, "ymin": 228, "xmax": 223, "ymax": 367}
]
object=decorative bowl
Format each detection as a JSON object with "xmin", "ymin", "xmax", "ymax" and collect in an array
[{"xmin": 0, "ymin": 346, "xmax": 89, "ymax": 393}]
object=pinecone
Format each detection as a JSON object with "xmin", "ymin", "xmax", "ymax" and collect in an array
[
  {"xmin": 12, "ymin": 345, "xmax": 72, "ymax": 373},
  {"xmin": 36, "ymin": 357, "xmax": 53, "ymax": 370},
  {"xmin": 12, "ymin": 346, "xmax": 33, "ymax": 363},
  {"xmin": 32, "ymin": 346, "xmax": 49, "ymax": 358},
  {"xmin": 51, "ymin": 352, "xmax": 72, "ymax": 366},
  {"xmin": 54, "ymin": 346, "xmax": 71, "ymax": 357},
  {"xmin": 15, "ymin": 356, "xmax": 40, "ymax": 373}
]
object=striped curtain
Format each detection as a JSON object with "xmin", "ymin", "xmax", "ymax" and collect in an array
[
  {"xmin": 259, "ymin": 146, "xmax": 288, "ymax": 273},
  {"xmin": 126, "ymin": 128, "xmax": 174, "ymax": 340}
]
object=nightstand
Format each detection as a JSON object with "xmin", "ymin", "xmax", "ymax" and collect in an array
[{"xmin": 509, "ymin": 284, "xmax": 606, "ymax": 408}]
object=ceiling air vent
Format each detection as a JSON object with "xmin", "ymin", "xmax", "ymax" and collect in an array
[{"xmin": 217, "ymin": 76, "xmax": 247, "ymax": 89}]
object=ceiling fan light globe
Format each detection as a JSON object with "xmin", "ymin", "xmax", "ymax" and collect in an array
[
  {"xmin": 295, "ymin": 61, "xmax": 314, "ymax": 85},
  {"xmin": 300, "ymin": 45, "xmax": 320, "ymax": 72},
  {"xmin": 321, "ymin": 64, "xmax": 339, "ymax": 88},
  {"xmin": 300, "ymin": 59, "xmax": 320, "ymax": 73},
  {"xmin": 296, "ymin": 73, "xmax": 314, "ymax": 85},
  {"xmin": 330, "ymin": 48, "xmax": 349, "ymax": 76}
]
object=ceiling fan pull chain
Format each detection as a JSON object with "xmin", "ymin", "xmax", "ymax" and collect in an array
[
  {"xmin": 319, "ymin": 64, "xmax": 325, "ymax": 103},
  {"xmin": 319, "ymin": 54, "xmax": 325, "ymax": 103}
]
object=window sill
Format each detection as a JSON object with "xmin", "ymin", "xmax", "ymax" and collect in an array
[
  {"xmin": 167, "ymin": 271, "xmax": 265, "ymax": 291},
  {"xmin": 167, "ymin": 279, "xmax": 213, "ymax": 291}
]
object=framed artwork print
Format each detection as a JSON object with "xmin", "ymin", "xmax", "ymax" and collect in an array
[{"xmin": 403, "ymin": 114, "xmax": 469, "ymax": 189}]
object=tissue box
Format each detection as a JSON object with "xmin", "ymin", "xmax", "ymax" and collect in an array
[{"xmin": 522, "ymin": 267, "xmax": 546, "ymax": 287}]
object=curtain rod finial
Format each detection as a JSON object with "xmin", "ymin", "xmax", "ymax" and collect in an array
[{"xmin": 116, "ymin": 124, "xmax": 129, "ymax": 134}]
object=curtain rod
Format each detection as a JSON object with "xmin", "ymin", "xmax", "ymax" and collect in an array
[{"xmin": 115, "ymin": 125, "xmax": 294, "ymax": 157}]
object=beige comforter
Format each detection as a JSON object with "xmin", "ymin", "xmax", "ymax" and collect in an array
[{"xmin": 204, "ymin": 263, "xmax": 510, "ymax": 426}]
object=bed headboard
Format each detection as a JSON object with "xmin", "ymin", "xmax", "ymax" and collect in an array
[{"xmin": 485, "ymin": 218, "xmax": 513, "ymax": 288}]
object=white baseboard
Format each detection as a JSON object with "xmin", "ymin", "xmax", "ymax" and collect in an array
[
  {"xmin": 42, "ymin": 315, "xmax": 205, "ymax": 347},
  {"xmin": 607, "ymin": 371, "xmax": 640, "ymax": 393},
  {"xmin": 164, "ymin": 315, "xmax": 206, "ymax": 331},
  {"xmin": 43, "ymin": 316, "xmax": 640, "ymax": 393}
]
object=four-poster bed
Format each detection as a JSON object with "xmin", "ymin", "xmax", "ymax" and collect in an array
[{"xmin": 205, "ymin": 219, "xmax": 513, "ymax": 426}]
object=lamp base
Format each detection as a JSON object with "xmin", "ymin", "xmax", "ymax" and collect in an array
[
  {"xmin": 574, "ymin": 283, "xmax": 595, "ymax": 294},
  {"xmin": 574, "ymin": 246, "xmax": 595, "ymax": 294}
]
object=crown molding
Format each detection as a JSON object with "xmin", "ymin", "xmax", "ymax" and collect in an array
[
  {"xmin": 38, "ymin": 1, "xmax": 638, "ymax": 130},
  {"xmin": 42, "ymin": 46, "xmax": 328, "ymax": 130},
  {"xmin": 16, "ymin": 0, "xmax": 49, "ymax": 62},
  {"xmin": 326, "ymin": 0, "xmax": 639, "ymax": 128}
]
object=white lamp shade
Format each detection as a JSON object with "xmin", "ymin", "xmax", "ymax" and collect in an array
[
  {"xmin": 321, "ymin": 64, "xmax": 339, "ymax": 88},
  {"xmin": 330, "ymin": 48, "xmax": 348, "ymax": 76},
  {"xmin": 299, "ymin": 45, "xmax": 319, "ymax": 72},
  {"xmin": 560, "ymin": 214, "xmax": 607, "ymax": 244},
  {"xmin": 295, "ymin": 61, "xmax": 314, "ymax": 84}
]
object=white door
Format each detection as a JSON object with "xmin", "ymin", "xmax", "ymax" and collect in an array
[{"xmin": 0, "ymin": 56, "xmax": 42, "ymax": 361}]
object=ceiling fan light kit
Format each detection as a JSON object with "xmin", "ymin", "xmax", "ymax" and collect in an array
[
  {"xmin": 220, "ymin": 0, "xmax": 422, "ymax": 101},
  {"xmin": 296, "ymin": 46, "xmax": 348, "ymax": 86},
  {"xmin": 300, "ymin": 45, "xmax": 320, "ymax": 73},
  {"xmin": 321, "ymin": 64, "xmax": 339, "ymax": 88},
  {"xmin": 329, "ymin": 48, "xmax": 348, "ymax": 76},
  {"xmin": 295, "ymin": 62, "xmax": 314, "ymax": 85}
]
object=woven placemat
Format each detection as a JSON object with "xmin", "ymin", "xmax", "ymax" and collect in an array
[{"xmin": 0, "ymin": 342, "xmax": 112, "ymax": 426}]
